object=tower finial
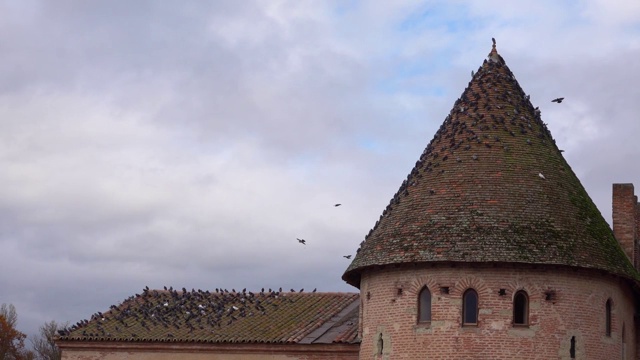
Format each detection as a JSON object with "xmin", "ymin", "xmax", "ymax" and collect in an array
[{"xmin": 488, "ymin": 37, "xmax": 502, "ymax": 63}]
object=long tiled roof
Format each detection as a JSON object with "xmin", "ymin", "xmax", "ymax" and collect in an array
[
  {"xmin": 343, "ymin": 44, "xmax": 639, "ymax": 287},
  {"xmin": 57, "ymin": 288, "xmax": 359, "ymax": 344}
]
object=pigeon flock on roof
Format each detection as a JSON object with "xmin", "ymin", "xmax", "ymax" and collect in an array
[{"xmin": 57, "ymin": 286, "xmax": 356, "ymax": 344}]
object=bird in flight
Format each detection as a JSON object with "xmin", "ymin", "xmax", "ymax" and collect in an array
[
  {"xmin": 334, "ymin": 203, "xmax": 341, "ymax": 207},
  {"xmin": 297, "ymin": 238, "xmax": 306, "ymax": 245},
  {"xmin": 343, "ymin": 255, "xmax": 352, "ymax": 259},
  {"xmin": 551, "ymin": 97, "xmax": 564, "ymax": 103}
]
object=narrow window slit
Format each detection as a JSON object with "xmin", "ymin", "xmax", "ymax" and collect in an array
[
  {"xmin": 418, "ymin": 287, "xmax": 431, "ymax": 323},
  {"xmin": 605, "ymin": 299, "xmax": 612, "ymax": 337},
  {"xmin": 570, "ymin": 336, "xmax": 575, "ymax": 359},
  {"xmin": 513, "ymin": 291, "xmax": 529, "ymax": 326},
  {"xmin": 462, "ymin": 289, "xmax": 478, "ymax": 325}
]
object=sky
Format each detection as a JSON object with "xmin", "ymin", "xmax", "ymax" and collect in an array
[{"xmin": 1, "ymin": 0, "xmax": 639, "ymax": 340}]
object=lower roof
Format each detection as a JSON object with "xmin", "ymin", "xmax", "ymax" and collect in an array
[{"xmin": 56, "ymin": 288, "xmax": 359, "ymax": 345}]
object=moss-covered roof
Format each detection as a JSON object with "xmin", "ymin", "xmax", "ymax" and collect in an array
[
  {"xmin": 343, "ymin": 43, "xmax": 639, "ymax": 287},
  {"xmin": 57, "ymin": 288, "xmax": 359, "ymax": 344}
]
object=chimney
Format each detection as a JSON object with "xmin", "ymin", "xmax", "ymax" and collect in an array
[{"xmin": 612, "ymin": 184, "xmax": 639, "ymax": 269}]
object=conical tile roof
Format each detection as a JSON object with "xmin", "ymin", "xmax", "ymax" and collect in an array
[{"xmin": 343, "ymin": 43, "xmax": 638, "ymax": 288}]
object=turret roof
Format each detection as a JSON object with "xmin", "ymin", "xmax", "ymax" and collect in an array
[{"xmin": 343, "ymin": 43, "xmax": 638, "ymax": 287}]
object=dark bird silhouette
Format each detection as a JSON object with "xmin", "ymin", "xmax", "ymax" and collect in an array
[
  {"xmin": 334, "ymin": 203, "xmax": 342, "ymax": 207},
  {"xmin": 551, "ymin": 97, "xmax": 564, "ymax": 103},
  {"xmin": 297, "ymin": 238, "xmax": 306, "ymax": 245},
  {"xmin": 492, "ymin": 37, "xmax": 496, "ymax": 46},
  {"xmin": 343, "ymin": 255, "xmax": 352, "ymax": 259}
]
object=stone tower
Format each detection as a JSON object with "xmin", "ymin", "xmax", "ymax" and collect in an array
[{"xmin": 343, "ymin": 42, "xmax": 639, "ymax": 360}]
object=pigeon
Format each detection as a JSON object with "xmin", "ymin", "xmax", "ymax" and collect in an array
[
  {"xmin": 492, "ymin": 37, "xmax": 496, "ymax": 46},
  {"xmin": 551, "ymin": 97, "xmax": 564, "ymax": 103},
  {"xmin": 539, "ymin": 173, "xmax": 546, "ymax": 180},
  {"xmin": 297, "ymin": 238, "xmax": 306, "ymax": 245},
  {"xmin": 343, "ymin": 255, "xmax": 352, "ymax": 259},
  {"xmin": 334, "ymin": 203, "xmax": 342, "ymax": 207}
]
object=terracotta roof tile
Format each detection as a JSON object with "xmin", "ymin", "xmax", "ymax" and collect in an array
[
  {"xmin": 343, "ymin": 43, "xmax": 639, "ymax": 287},
  {"xmin": 57, "ymin": 289, "xmax": 359, "ymax": 344}
]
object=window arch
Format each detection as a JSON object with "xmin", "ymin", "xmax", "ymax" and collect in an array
[
  {"xmin": 462, "ymin": 289, "xmax": 478, "ymax": 325},
  {"xmin": 605, "ymin": 298, "xmax": 612, "ymax": 337},
  {"xmin": 513, "ymin": 290, "xmax": 529, "ymax": 326},
  {"xmin": 418, "ymin": 286, "xmax": 431, "ymax": 323}
]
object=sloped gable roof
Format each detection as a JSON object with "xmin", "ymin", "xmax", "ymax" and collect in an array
[
  {"xmin": 343, "ymin": 43, "xmax": 638, "ymax": 287},
  {"xmin": 57, "ymin": 288, "xmax": 359, "ymax": 345}
]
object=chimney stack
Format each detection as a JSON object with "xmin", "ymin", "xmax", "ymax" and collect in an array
[{"xmin": 612, "ymin": 184, "xmax": 639, "ymax": 269}]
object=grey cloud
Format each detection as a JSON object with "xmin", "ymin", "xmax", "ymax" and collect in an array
[{"xmin": 1, "ymin": 0, "xmax": 639, "ymax": 343}]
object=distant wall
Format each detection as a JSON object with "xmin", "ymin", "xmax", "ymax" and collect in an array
[
  {"xmin": 59, "ymin": 342, "xmax": 359, "ymax": 360},
  {"xmin": 358, "ymin": 264, "xmax": 636, "ymax": 360}
]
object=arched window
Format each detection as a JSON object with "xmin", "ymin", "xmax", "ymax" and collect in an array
[
  {"xmin": 513, "ymin": 290, "xmax": 529, "ymax": 325},
  {"xmin": 605, "ymin": 298, "xmax": 612, "ymax": 337},
  {"xmin": 462, "ymin": 289, "xmax": 478, "ymax": 325},
  {"xmin": 418, "ymin": 287, "xmax": 431, "ymax": 323}
]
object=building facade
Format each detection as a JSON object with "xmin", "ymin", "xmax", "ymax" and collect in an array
[{"xmin": 57, "ymin": 43, "xmax": 640, "ymax": 360}]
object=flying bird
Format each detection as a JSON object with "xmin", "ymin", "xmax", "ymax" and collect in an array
[
  {"xmin": 343, "ymin": 255, "xmax": 352, "ymax": 259},
  {"xmin": 297, "ymin": 238, "xmax": 306, "ymax": 245},
  {"xmin": 334, "ymin": 203, "xmax": 342, "ymax": 207},
  {"xmin": 539, "ymin": 173, "xmax": 546, "ymax": 180},
  {"xmin": 551, "ymin": 97, "xmax": 564, "ymax": 103}
]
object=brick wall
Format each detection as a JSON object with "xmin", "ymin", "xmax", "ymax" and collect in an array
[
  {"xmin": 636, "ymin": 198, "xmax": 640, "ymax": 271},
  {"xmin": 59, "ymin": 342, "xmax": 359, "ymax": 360},
  {"xmin": 358, "ymin": 264, "xmax": 636, "ymax": 360},
  {"xmin": 613, "ymin": 183, "xmax": 638, "ymax": 268}
]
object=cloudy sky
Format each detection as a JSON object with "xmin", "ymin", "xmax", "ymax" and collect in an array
[{"xmin": 1, "ymin": 0, "xmax": 639, "ymax": 339}]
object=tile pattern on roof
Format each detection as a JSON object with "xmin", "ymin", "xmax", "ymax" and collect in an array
[
  {"xmin": 57, "ymin": 288, "xmax": 359, "ymax": 344},
  {"xmin": 343, "ymin": 44, "xmax": 638, "ymax": 287}
]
